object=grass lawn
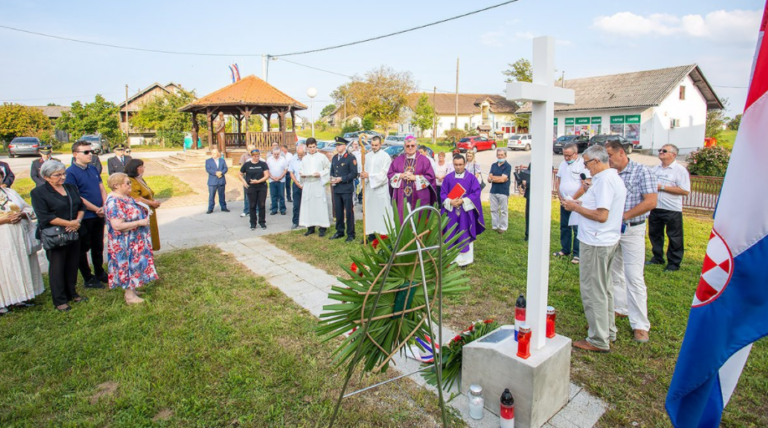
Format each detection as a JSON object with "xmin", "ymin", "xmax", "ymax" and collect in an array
[
  {"xmin": 297, "ymin": 128, "xmax": 342, "ymax": 141},
  {"xmin": 717, "ymin": 129, "xmax": 737, "ymax": 150},
  {"xmin": 265, "ymin": 197, "xmax": 768, "ymax": 427},
  {"xmin": 12, "ymin": 175, "xmax": 194, "ymax": 204},
  {"xmin": 0, "ymin": 246, "xmax": 460, "ymax": 427}
]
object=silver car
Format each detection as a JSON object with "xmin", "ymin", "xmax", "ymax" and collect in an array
[
  {"xmin": 507, "ymin": 134, "xmax": 532, "ymax": 151},
  {"xmin": 384, "ymin": 135, "xmax": 406, "ymax": 146},
  {"xmin": 8, "ymin": 137, "xmax": 43, "ymax": 157},
  {"xmin": 79, "ymin": 134, "xmax": 110, "ymax": 153}
]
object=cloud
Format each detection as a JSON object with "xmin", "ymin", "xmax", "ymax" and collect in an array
[
  {"xmin": 481, "ymin": 31, "xmax": 505, "ymax": 47},
  {"xmin": 515, "ymin": 31, "xmax": 536, "ymax": 40},
  {"xmin": 592, "ymin": 10, "xmax": 761, "ymax": 43}
]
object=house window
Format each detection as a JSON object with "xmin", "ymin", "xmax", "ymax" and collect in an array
[{"xmin": 679, "ymin": 86, "xmax": 686, "ymax": 100}]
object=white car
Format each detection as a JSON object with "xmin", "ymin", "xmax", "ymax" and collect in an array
[
  {"xmin": 507, "ymin": 134, "xmax": 532, "ymax": 151},
  {"xmin": 384, "ymin": 135, "xmax": 406, "ymax": 146}
]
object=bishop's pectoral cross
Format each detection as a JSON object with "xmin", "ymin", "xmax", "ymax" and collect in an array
[{"xmin": 507, "ymin": 36, "xmax": 575, "ymax": 350}]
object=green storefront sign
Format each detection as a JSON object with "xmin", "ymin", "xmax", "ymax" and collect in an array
[
  {"xmin": 591, "ymin": 117, "xmax": 602, "ymax": 124},
  {"xmin": 625, "ymin": 115, "xmax": 641, "ymax": 124},
  {"xmin": 575, "ymin": 117, "xmax": 590, "ymax": 125},
  {"xmin": 554, "ymin": 118, "xmax": 558, "ymax": 125},
  {"xmin": 610, "ymin": 116, "xmax": 625, "ymax": 124},
  {"xmin": 565, "ymin": 118, "xmax": 574, "ymax": 125}
]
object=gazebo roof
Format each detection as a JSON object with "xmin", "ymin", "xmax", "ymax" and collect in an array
[{"xmin": 180, "ymin": 75, "xmax": 307, "ymax": 112}]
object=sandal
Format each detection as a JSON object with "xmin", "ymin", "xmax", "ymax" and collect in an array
[
  {"xmin": 571, "ymin": 257, "xmax": 580, "ymax": 264},
  {"xmin": 72, "ymin": 297, "xmax": 89, "ymax": 303},
  {"xmin": 553, "ymin": 251, "xmax": 567, "ymax": 257},
  {"xmin": 56, "ymin": 305, "xmax": 71, "ymax": 312}
]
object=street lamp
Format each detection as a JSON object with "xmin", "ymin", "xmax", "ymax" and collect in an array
[{"xmin": 307, "ymin": 87, "xmax": 318, "ymax": 138}]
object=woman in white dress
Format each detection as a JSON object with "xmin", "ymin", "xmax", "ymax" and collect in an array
[{"xmin": 0, "ymin": 186, "xmax": 44, "ymax": 314}]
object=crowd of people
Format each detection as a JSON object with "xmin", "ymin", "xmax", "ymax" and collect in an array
[{"xmin": 1, "ymin": 141, "xmax": 159, "ymax": 314}]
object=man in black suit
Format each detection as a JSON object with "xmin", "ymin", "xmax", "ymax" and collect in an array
[
  {"xmin": 107, "ymin": 145, "xmax": 132, "ymax": 175},
  {"xmin": 329, "ymin": 140, "xmax": 358, "ymax": 242},
  {"xmin": 31, "ymin": 147, "xmax": 59, "ymax": 187},
  {"xmin": 0, "ymin": 160, "xmax": 13, "ymax": 188}
]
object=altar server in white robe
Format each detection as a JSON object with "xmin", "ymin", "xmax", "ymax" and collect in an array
[
  {"xmin": 299, "ymin": 138, "xmax": 331, "ymax": 237},
  {"xmin": 361, "ymin": 136, "xmax": 393, "ymax": 241}
]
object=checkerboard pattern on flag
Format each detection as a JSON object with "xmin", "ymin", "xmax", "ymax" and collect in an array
[{"xmin": 666, "ymin": 3, "xmax": 768, "ymax": 427}]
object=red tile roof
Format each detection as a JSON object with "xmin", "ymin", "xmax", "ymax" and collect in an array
[{"xmin": 181, "ymin": 75, "xmax": 307, "ymax": 111}]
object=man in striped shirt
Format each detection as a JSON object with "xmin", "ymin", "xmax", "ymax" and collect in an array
[{"xmin": 605, "ymin": 141, "xmax": 657, "ymax": 344}]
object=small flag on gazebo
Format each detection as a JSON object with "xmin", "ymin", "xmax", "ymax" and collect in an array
[{"xmin": 228, "ymin": 64, "xmax": 241, "ymax": 83}]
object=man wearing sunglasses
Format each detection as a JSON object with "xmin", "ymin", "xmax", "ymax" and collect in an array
[
  {"xmin": 65, "ymin": 141, "xmax": 108, "ymax": 289},
  {"xmin": 648, "ymin": 144, "xmax": 690, "ymax": 272}
]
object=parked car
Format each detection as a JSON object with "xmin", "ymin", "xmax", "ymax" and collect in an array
[
  {"xmin": 7, "ymin": 137, "xmax": 44, "ymax": 158},
  {"xmin": 79, "ymin": 134, "xmax": 110, "ymax": 153},
  {"xmin": 456, "ymin": 136, "xmax": 497, "ymax": 153},
  {"xmin": 381, "ymin": 145, "xmax": 435, "ymax": 160},
  {"xmin": 588, "ymin": 134, "xmax": 636, "ymax": 154},
  {"xmin": 342, "ymin": 131, "xmax": 382, "ymax": 141},
  {"xmin": 507, "ymin": 134, "xmax": 532, "ymax": 151},
  {"xmin": 552, "ymin": 135, "xmax": 589, "ymax": 154},
  {"xmin": 384, "ymin": 135, "xmax": 406, "ymax": 146}
]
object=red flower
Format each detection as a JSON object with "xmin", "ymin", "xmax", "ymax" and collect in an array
[
  {"xmin": 484, "ymin": 319, "xmax": 494, "ymax": 324},
  {"xmin": 453, "ymin": 335, "xmax": 463, "ymax": 343},
  {"xmin": 350, "ymin": 262, "xmax": 358, "ymax": 272},
  {"xmin": 467, "ymin": 324, "xmax": 474, "ymax": 332},
  {"xmin": 371, "ymin": 238, "xmax": 379, "ymax": 249}
]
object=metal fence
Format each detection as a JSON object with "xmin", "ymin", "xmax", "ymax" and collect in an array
[{"xmin": 512, "ymin": 165, "xmax": 722, "ymax": 212}]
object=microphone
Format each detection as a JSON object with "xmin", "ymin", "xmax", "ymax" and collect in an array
[{"xmin": 580, "ymin": 173, "xmax": 587, "ymax": 180}]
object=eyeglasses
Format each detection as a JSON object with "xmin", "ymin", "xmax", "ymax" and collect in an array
[
  {"xmin": 583, "ymin": 159, "xmax": 597, "ymax": 166},
  {"xmin": 658, "ymin": 149, "xmax": 671, "ymax": 154},
  {"xmin": 51, "ymin": 173, "xmax": 67, "ymax": 178},
  {"xmin": 77, "ymin": 150, "xmax": 93, "ymax": 155},
  {"xmin": 405, "ymin": 144, "xmax": 416, "ymax": 148}
]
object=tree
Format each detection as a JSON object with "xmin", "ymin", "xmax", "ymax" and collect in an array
[
  {"xmin": 320, "ymin": 104, "xmax": 336, "ymax": 118},
  {"xmin": 362, "ymin": 114, "xmax": 375, "ymax": 131},
  {"xmin": 410, "ymin": 93, "xmax": 435, "ymax": 137},
  {"xmin": 130, "ymin": 88, "xmax": 202, "ymax": 147},
  {"xmin": 728, "ymin": 114, "xmax": 742, "ymax": 131},
  {"xmin": 705, "ymin": 98, "xmax": 729, "ymax": 139},
  {"xmin": 331, "ymin": 66, "xmax": 417, "ymax": 131},
  {"xmin": 0, "ymin": 103, "xmax": 52, "ymax": 143},
  {"xmin": 57, "ymin": 95, "xmax": 122, "ymax": 143},
  {"xmin": 502, "ymin": 58, "xmax": 532, "ymax": 83}
]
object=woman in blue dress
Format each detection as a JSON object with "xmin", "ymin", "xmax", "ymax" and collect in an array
[{"xmin": 104, "ymin": 173, "xmax": 159, "ymax": 305}]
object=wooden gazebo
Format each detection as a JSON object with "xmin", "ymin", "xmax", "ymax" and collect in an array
[{"xmin": 179, "ymin": 75, "xmax": 307, "ymax": 158}]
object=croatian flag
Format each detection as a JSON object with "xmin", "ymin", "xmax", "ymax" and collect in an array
[
  {"xmin": 666, "ymin": 3, "xmax": 768, "ymax": 427},
  {"xmin": 229, "ymin": 65, "xmax": 236, "ymax": 83}
]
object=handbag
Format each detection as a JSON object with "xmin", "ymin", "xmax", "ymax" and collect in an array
[
  {"xmin": 473, "ymin": 164, "xmax": 487, "ymax": 190},
  {"xmin": 40, "ymin": 186, "xmax": 79, "ymax": 250},
  {"xmin": 24, "ymin": 220, "xmax": 43, "ymax": 255}
]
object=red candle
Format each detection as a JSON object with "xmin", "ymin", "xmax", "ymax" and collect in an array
[
  {"xmin": 546, "ymin": 306, "xmax": 556, "ymax": 339},
  {"xmin": 517, "ymin": 324, "xmax": 531, "ymax": 359}
]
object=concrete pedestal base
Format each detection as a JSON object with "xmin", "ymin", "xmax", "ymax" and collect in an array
[{"xmin": 461, "ymin": 325, "xmax": 572, "ymax": 428}]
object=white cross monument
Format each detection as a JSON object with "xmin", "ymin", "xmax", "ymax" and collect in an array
[
  {"xmin": 508, "ymin": 36, "xmax": 575, "ymax": 350},
  {"xmin": 460, "ymin": 36, "xmax": 576, "ymax": 428}
]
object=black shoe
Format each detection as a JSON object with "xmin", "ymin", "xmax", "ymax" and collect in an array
[
  {"xmin": 56, "ymin": 305, "xmax": 71, "ymax": 312},
  {"xmin": 97, "ymin": 272, "xmax": 109, "ymax": 283},
  {"xmin": 664, "ymin": 265, "xmax": 680, "ymax": 272},
  {"xmin": 345, "ymin": 236, "xmax": 355, "ymax": 243},
  {"xmin": 221, "ymin": 208, "xmax": 230, "ymax": 212},
  {"xmin": 287, "ymin": 199, "xmax": 293, "ymax": 203},
  {"xmin": 304, "ymin": 228, "xmax": 316, "ymax": 236},
  {"xmin": 319, "ymin": 230, "xmax": 327, "ymax": 238},
  {"xmin": 85, "ymin": 278, "xmax": 105, "ymax": 289},
  {"xmin": 206, "ymin": 210, "xmax": 213, "ymax": 214},
  {"xmin": 251, "ymin": 226, "xmax": 256, "ymax": 230},
  {"xmin": 330, "ymin": 233, "xmax": 344, "ymax": 240},
  {"xmin": 645, "ymin": 260, "xmax": 663, "ymax": 266},
  {"xmin": 270, "ymin": 211, "xmax": 277, "ymax": 215},
  {"xmin": 260, "ymin": 224, "xmax": 267, "ymax": 230},
  {"xmin": 281, "ymin": 212, "xmax": 286, "ymax": 215}
]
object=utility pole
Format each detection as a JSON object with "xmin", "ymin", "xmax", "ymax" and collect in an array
[
  {"xmin": 432, "ymin": 86, "xmax": 437, "ymax": 145},
  {"xmin": 561, "ymin": 70, "xmax": 566, "ymax": 88},
  {"xmin": 455, "ymin": 57, "xmax": 460, "ymax": 133},
  {"xmin": 125, "ymin": 84, "xmax": 129, "ymax": 144},
  {"xmin": 262, "ymin": 55, "xmax": 268, "ymax": 131}
]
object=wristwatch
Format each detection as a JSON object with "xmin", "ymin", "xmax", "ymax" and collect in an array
[{"xmin": 661, "ymin": 185, "xmax": 666, "ymax": 191}]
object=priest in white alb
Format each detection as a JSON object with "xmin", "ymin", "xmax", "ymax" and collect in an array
[
  {"xmin": 361, "ymin": 136, "xmax": 393, "ymax": 242},
  {"xmin": 299, "ymin": 138, "xmax": 331, "ymax": 237}
]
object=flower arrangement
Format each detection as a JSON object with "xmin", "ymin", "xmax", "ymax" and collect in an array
[
  {"xmin": 687, "ymin": 145, "xmax": 731, "ymax": 177},
  {"xmin": 317, "ymin": 203, "xmax": 470, "ymax": 374},
  {"xmin": 423, "ymin": 319, "xmax": 499, "ymax": 391}
]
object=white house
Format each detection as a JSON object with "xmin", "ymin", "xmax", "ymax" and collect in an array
[
  {"xmin": 399, "ymin": 93, "xmax": 518, "ymax": 138},
  {"xmin": 517, "ymin": 64, "xmax": 723, "ymax": 155}
]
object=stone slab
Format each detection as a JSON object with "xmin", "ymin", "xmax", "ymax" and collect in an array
[{"xmin": 461, "ymin": 325, "xmax": 572, "ymax": 428}]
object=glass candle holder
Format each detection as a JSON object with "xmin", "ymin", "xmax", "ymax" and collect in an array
[
  {"xmin": 546, "ymin": 306, "xmax": 556, "ymax": 339},
  {"xmin": 517, "ymin": 324, "xmax": 531, "ymax": 359},
  {"xmin": 468, "ymin": 384, "xmax": 484, "ymax": 420}
]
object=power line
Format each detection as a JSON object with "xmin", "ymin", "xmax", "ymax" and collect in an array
[
  {"xmin": 275, "ymin": 58, "xmax": 353, "ymax": 78},
  {"xmin": 0, "ymin": 24, "xmax": 264, "ymax": 57},
  {"xmin": 712, "ymin": 85, "xmax": 748, "ymax": 89},
  {"xmin": 273, "ymin": 0, "xmax": 520, "ymax": 57},
  {"xmin": 1, "ymin": 91, "xmax": 124, "ymax": 102}
]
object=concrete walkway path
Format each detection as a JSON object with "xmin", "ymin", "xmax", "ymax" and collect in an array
[{"xmin": 217, "ymin": 236, "xmax": 608, "ymax": 428}]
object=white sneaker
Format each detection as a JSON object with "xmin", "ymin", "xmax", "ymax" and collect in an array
[{"xmin": 240, "ymin": 213, "xmax": 247, "ymax": 218}]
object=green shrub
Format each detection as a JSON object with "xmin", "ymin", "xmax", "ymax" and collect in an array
[
  {"xmin": 443, "ymin": 128, "xmax": 466, "ymax": 143},
  {"xmin": 341, "ymin": 122, "xmax": 361, "ymax": 134},
  {"xmin": 687, "ymin": 146, "xmax": 731, "ymax": 177}
]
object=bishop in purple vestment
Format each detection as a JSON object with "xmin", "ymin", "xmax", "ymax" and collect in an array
[
  {"xmin": 440, "ymin": 154, "xmax": 485, "ymax": 266},
  {"xmin": 387, "ymin": 137, "xmax": 437, "ymax": 220}
]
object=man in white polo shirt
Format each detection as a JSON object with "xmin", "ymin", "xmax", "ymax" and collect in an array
[
  {"xmin": 554, "ymin": 142, "xmax": 591, "ymax": 264},
  {"xmin": 561, "ymin": 145, "xmax": 627, "ymax": 353},
  {"xmin": 648, "ymin": 144, "xmax": 691, "ymax": 272}
]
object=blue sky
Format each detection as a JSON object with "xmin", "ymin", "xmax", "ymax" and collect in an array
[{"xmin": 0, "ymin": 0, "xmax": 763, "ymax": 117}]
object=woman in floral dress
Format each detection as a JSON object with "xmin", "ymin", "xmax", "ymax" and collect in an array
[{"xmin": 104, "ymin": 173, "xmax": 158, "ymax": 305}]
